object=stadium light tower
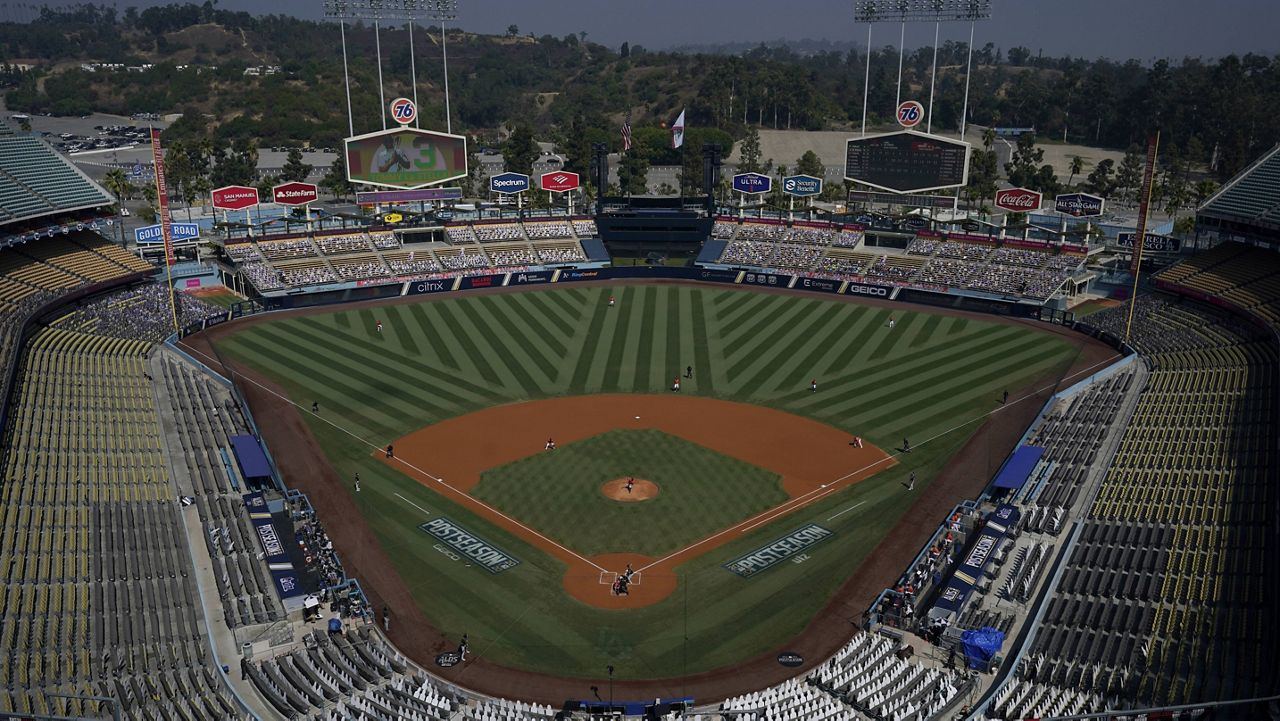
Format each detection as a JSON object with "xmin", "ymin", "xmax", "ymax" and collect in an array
[
  {"xmin": 853, "ymin": 0, "xmax": 991, "ymax": 137},
  {"xmin": 323, "ymin": 0, "xmax": 461, "ymax": 136}
]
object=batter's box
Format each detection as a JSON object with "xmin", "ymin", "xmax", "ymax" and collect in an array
[{"xmin": 598, "ymin": 571, "xmax": 642, "ymax": 586}]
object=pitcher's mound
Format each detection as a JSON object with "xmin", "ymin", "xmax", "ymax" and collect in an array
[{"xmin": 602, "ymin": 478, "xmax": 659, "ymax": 502}]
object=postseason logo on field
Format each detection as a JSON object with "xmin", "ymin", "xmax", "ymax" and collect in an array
[
  {"xmin": 419, "ymin": 517, "xmax": 521, "ymax": 574},
  {"xmin": 724, "ymin": 524, "xmax": 834, "ymax": 577}
]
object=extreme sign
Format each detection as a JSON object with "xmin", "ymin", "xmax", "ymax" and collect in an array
[
  {"xmin": 272, "ymin": 182, "xmax": 319, "ymax": 206},
  {"xmin": 419, "ymin": 517, "xmax": 521, "ymax": 574},
  {"xmin": 782, "ymin": 175, "xmax": 822, "ymax": 197},
  {"xmin": 732, "ymin": 172, "xmax": 772, "ymax": 195},
  {"xmin": 723, "ymin": 523, "xmax": 834, "ymax": 577},
  {"xmin": 211, "ymin": 185, "xmax": 259, "ymax": 211}
]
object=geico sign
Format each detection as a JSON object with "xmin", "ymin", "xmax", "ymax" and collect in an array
[{"xmin": 846, "ymin": 284, "xmax": 889, "ymax": 297}]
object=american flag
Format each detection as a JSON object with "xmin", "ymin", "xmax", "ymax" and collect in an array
[{"xmin": 621, "ymin": 110, "xmax": 633, "ymax": 152}]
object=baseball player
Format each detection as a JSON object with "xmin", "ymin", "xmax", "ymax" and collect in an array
[
  {"xmin": 907, "ymin": 472, "xmax": 915, "ymax": 491},
  {"xmin": 354, "ymin": 473, "xmax": 361, "ymax": 493},
  {"xmin": 811, "ymin": 378, "xmax": 817, "ymax": 393},
  {"xmin": 625, "ymin": 477, "xmax": 635, "ymax": 494},
  {"xmin": 545, "ymin": 437, "xmax": 556, "ymax": 451},
  {"xmin": 672, "ymin": 377, "xmax": 681, "ymax": 392},
  {"xmin": 376, "ymin": 320, "xmax": 383, "ymax": 333},
  {"xmin": 608, "ymin": 295, "xmax": 615, "ymax": 307}
]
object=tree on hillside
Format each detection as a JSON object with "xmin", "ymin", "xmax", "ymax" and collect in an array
[
  {"xmin": 1084, "ymin": 159, "xmax": 1116, "ymax": 197},
  {"xmin": 1067, "ymin": 155, "xmax": 1084, "ymax": 188},
  {"xmin": 281, "ymin": 147, "xmax": 312, "ymax": 182},
  {"xmin": 795, "ymin": 150, "xmax": 824, "ymax": 178},
  {"xmin": 1116, "ymin": 144, "xmax": 1144, "ymax": 202},
  {"xmin": 618, "ymin": 145, "xmax": 649, "ymax": 196},
  {"xmin": 210, "ymin": 138, "xmax": 258, "ymax": 188},
  {"xmin": 965, "ymin": 147, "xmax": 999, "ymax": 211},
  {"xmin": 738, "ymin": 126, "xmax": 762, "ymax": 173},
  {"xmin": 1003, "ymin": 133, "xmax": 1045, "ymax": 189},
  {"xmin": 502, "ymin": 124, "xmax": 538, "ymax": 176},
  {"xmin": 101, "ymin": 168, "xmax": 134, "ymax": 243},
  {"xmin": 321, "ymin": 155, "xmax": 353, "ymax": 201},
  {"xmin": 506, "ymin": 25, "xmax": 519, "ymax": 37},
  {"xmin": 1192, "ymin": 179, "xmax": 1218, "ymax": 207}
]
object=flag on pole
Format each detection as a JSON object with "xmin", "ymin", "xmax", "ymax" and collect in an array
[
  {"xmin": 671, "ymin": 108, "xmax": 686, "ymax": 149},
  {"xmin": 621, "ymin": 110, "xmax": 633, "ymax": 152}
]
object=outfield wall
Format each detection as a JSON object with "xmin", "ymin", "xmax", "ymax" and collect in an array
[{"xmin": 183, "ymin": 266, "xmax": 1050, "ymax": 336}]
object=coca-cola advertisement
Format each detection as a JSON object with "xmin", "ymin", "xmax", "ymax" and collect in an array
[{"xmin": 994, "ymin": 187, "xmax": 1043, "ymax": 213}]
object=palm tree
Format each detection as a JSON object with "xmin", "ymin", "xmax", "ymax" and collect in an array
[
  {"xmin": 101, "ymin": 168, "xmax": 133, "ymax": 243},
  {"xmin": 1067, "ymin": 155, "xmax": 1084, "ymax": 188}
]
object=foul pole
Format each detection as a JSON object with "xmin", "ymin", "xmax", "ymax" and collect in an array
[{"xmin": 1124, "ymin": 131, "xmax": 1161, "ymax": 344}]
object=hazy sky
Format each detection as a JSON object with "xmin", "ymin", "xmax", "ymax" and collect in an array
[{"xmin": 27, "ymin": 0, "xmax": 1280, "ymax": 60}]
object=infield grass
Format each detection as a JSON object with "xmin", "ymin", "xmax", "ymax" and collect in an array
[
  {"xmin": 214, "ymin": 284, "xmax": 1084, "ymax": 678},
  {"xmin": 472, "ymin": 429, "xmax": 787, "ymax": 557}
]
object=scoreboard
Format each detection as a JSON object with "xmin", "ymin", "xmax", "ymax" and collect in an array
[{"xmin": 845, "ymin": 130, "xmax": 970, "ymax": 194}]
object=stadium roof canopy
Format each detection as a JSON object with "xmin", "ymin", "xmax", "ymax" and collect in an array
[
  {"xmin": 0, "ymin": 120, "xmax": 114, "ymax": 228},
  {"xmin": 1197, "ymin": 143, "xmax": 1280, "ymax": 246}
]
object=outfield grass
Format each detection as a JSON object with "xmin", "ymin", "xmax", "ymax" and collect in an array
[
  {"xmin": 186, "ymin": 287, "xmax": 243, "ymax": 309},
  {"xmin": 472, "ymin": 429, "xmax": 786, "ymax": 557},
  {"xmin": 215, "ymin": 285, "xmax": 1081, "ymax": 678}
]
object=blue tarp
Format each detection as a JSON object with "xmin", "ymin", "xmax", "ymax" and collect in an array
[
  {"xmin": 961, "ymin": 626, "xmax": 1006, "ymax": 670},
  {"xmin": 992, "ymin": 445, "xmax": 1045, "ymax": 490},
  {"xmin": 231, "ymin": 434, "xmax": 272, "ymax": 480}
]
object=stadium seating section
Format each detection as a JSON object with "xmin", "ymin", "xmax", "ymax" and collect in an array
[
  {"xmin": 0, "ymin": 121, "xmax": 114, "ymax": 224},
  {"xmin": 717, "ymin": 222, "xmax": 1082, "ymax": 300},
  {"xmin": 228, "ymin": 223, "xmax": 594, "ymax": 293}
]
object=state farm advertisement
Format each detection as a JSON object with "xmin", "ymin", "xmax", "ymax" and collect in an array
[{"xmin": 272, "ymin": 182, "xmax": 319, "ymax": 206}]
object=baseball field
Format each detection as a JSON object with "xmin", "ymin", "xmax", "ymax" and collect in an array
[{"xmin": 208, "ymin": 283, "xmax": 1085, "ymax": 683}]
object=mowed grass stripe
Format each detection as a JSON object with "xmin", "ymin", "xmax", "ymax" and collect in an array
[
  {"xmin": 715, "ymin": 291, "xmax": 776, "ymax": 334},
  {"xmin": 791, "ymin": 325, "xmax": 1017, "ymax": 406},
  {"xmin": 476, "ymin": 296, "xmax": 562, "ymax": 383},
  {"xmin": 835, "ymin": 334, "xmax": 1062, "ymax": 428},
  {"xmin": 910, "ymin": 314, "xmax": 943, "ymax": 348},
  {"xmin": 356, "ymin": 309, "xmax": 384, "ymax": 342},
  {"xmin": 823, "ymin": 307, "xmax": 891, "ymax": 374},
  {"xmin": 540, "ymin": 283, "xmax": 586, "ymax": 321},
  {"xmin": 223, "ymin": 333, "xmax": 402, "ymax": 436},
  {"xmin": 600, "ymin": 286, "xmax": 638, "ymax": 390},
  {"xmin": 722, "ymin": 298, "xmax": 825, "ymax": 392},
  {"xmin": 869, "ymin": 344, "xmax": 1069, "ymax": 436},
  {"xmin": 866, "ymin": 311, "xmax": 919, "ymax": 360},
  {"xmin": 408, "ymin": 303, "xmax": 457, "ymax": 370},
  {"xmin": 633, "ymin": 287, "xmax": 660, "ymax": 390},
  {"xmin": 566, "ymin": 288, "xmax": 613, "ymax": 393},
  {"xmin": 509, "ymin": 293, "xmax": 571, "ymax": 356},
  {"xmin": 384, "ymin": 305, "xmax": 422, "ymax": 356},
  {"xmin": 665, "ymin": 289, "xmax": 683, "ymax": 387},
  {"xmin": 524, "ymin": 290, "xmax": 579, "ymax": 340},
  {"xmin": 722, "ymin": 295, "xmax": 797, "ymax": 351},
  {"xmin": 739, "ymin": 300, "xmax": 848, "ymax": 396},
  {"xmin": 289, "ymin": 316, "xmax": 504, "ymax": 407},
  {"xmin": 433, "ymin": 302, "xmax": 504, "ymax": 386},
  {"xmin": 755, "ymin": 302, "xmax": 856, "ymax": 394},
  {"xmin": 458, "ymin": 299, "xmax": 547, "ymax": 396},
  {"xmin": 811, "ymin": 326, "xmax": 1032, "ymax": 416},
  {"xmin": 690, "ymin": 289, "xmax": 715, "ymax": 394},
  {"xmin": 270, "ymin": 322, "xmax": 477, "ymax": 417},
  {"xmin": 722, "ymin": 297, "xmax": 815, "ymax": 371}
]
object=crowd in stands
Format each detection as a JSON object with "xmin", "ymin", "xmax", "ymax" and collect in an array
[
  {"xmin": 991, "ymin": 246, "xmax": 1052, "ymax": 267},
  {"xmin": 523, "ymin": 222, "xmax": 573, "ymax": 240},
  {"xmin": 815, "ymin": 254, "xmax": 868, "ymax": 275},
  {"xmin": 536, "ymin": 245, "xmax": 586, "ymax": 264},
  {"xmin": 315, "ymin": 233, "xmax": 372, "ymax": 255},
  {"xmin": 735, "ymin": 223, "xmax": 787, "ymax": 241},
  {"xmin": 572, "ymin": 219, "xmax": 597, "ymax": 237},
  {"xmin": 278, "ymin": 264, "xmax": 336, "ymax": 287},
  {"xmin": 915, "ymin": 258, "xmax": 976, "ymax": 287},
  {"xmin": 712, "ymin": 221, "xmax": 737, "ymax": 239},
  {"xmin": 369, "ymin": 231, "xmax": 398, "ymax": 250},
  {"xmin": 863, "ymin": 256, "xmax": 916, "ymax": 281},
  {"xmin": 386, "ymin": 253, "xmax": 443, "ymax": 275},
  {"xmin": 473, "ymin": 224, "xmax": 524, "ymax": 243},
  {"xmin": 446, "ymin": 226, "xmax": 477, "ymax": 244},
  {"xmin": 906, "ymin": 237, "xmax": 941, "ymax": 255},
  {"xmin": 332, "ymin": 260, "xmax": 388, "ymax": 281},
  {"xmin": 291, "ymin": 504, "xmax": 347, "ymax": 591},
  {"xmin": 488, "ymin": 247, "xmax": 537, "ymax": 267},
  {"xmin": 257, "ymin": 238, "xmax": 316, "ymax": 260},
  {"xmin": 224, "ymin": 242, "xmax": 261, "ymax": 263},
  {"xmin": 240, "ymin": 261, "xmax": 284, "ymax": 291},
  {"xmin": 936, "ymin": 240, "xmax": 991, "ymax": 261},
  {"xmin": 787, "ymin": 227, "xmax": 836, "ymax": 245},
  {"xmin": 61, "ymin": 283, "xmax": 221, "ymax": 342},
  {"xmin": 773, "ymin": 244, "xmax": 823, "ymax": 269},
  {"xmin": 832, "ymin": 230, "xmax": 865, "ymax": 248},
  {"xmin": 719, "ymin": 240, "xmax": 775, "ymax": 266},
  {"xmin": 439, "ymin": 250, "xmax": 492, "ymax": 271}
]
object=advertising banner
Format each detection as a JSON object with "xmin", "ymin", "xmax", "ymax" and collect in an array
[
  {"xmin": 539, "ymin": 171, "xmax": 581, "ymax": 192},
  {"xmin": 732, "ymin": 172, "xmax": 772, "ymax": 194},
  {"xmin": 272, "ymin": 182, "xmax": 319, "ymax": 206},
  {"xmin": 211, "ymin": 185, "xmax": 259, "ymax": 211},
  {"xmin": 242, "ymin": 492, "xmax": 305, "ymax": 599},
  {"xmin": 782, "ymin": 175, "xmax": 822, "ymax": 197},
  {"xmin": 994, "ymin": 187, "xmax": 1043, "ymax": 213},
  {"xmin": 490, "ymin": 172, "xmax": 531, "ymax": 195},
  {"xmin": 345, "ymin": 127, "xmax": 468, "ymax": 189},
  {"xmin": 1054, "ymin": 192, "xmax": 1105, "ymax": 217},
  {"xmin": 149, "ymin": 128, "xmax": 175, "ymax": 266},
  {"xmin": 136, "ymin": 222, "xmax": 199, "ymax": 245}
]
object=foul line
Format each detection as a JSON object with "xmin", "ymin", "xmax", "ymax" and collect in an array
[
  {"xmin": 394, "ymin": 493, "xmax": 433, "ymax": 517},
  {"xmin": 175, "ymin": 340, "xmax": 609, "ymax": 574},
  {"xmin": 827, "ymin": 501, "xmax": 867, "ymax": 522},
  {"xmin": 178, "ymin": 334, "xmax": 1121, "ymax": 581},
  {"xmin": 634, "ymin": 350, "xmax": 1123, "ymax": 574}
]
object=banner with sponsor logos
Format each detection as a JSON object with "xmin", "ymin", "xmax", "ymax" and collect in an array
[
  {"xmin": 242, "ymin": 492, "xmax": 305, "ymax": 599},
  {"xmin": 932, "ymin": 504, "xmax": 1019, "ymax": 616},
  {"xmin": 1116, "ymin": 231, "xmax": 1180, "ymax": 253}
]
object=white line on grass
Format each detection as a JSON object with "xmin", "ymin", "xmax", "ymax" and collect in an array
[
  {"xmin": 177, "ymin": 341, "xmax": 610, "ymax": 574},
  {"xmin": 634, "ymin": 350, "xmax": 1122, "ymax": 574},
  {"xmin": 394, "ymin": 493, "xmax": 433, "ymax": 517},
  {"xmin": 827, "ymin": 501, "xmax": 867, "ymax": 522}
]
